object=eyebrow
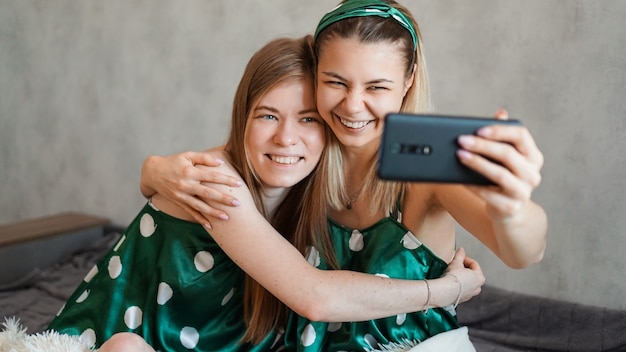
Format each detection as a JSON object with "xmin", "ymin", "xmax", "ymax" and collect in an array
[
  {"xmin": 320, "ymin": 71, "xmax": 395, "ymax": 85},
  {"xmin": 255, "ymin": 106, "xmax": 318, "ymax": 115},
  {"xmin": 255, "ymin": 105, "xmax": 279, "ymax": 114}
]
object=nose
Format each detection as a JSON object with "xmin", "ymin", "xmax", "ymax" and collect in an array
[
  {"xmin": 342, "ymin": 90, "xmax": 365, "ymax": 114},
  {"xmin": 273, "ymin": 118, "xmax": 298, "ymax": 146}
]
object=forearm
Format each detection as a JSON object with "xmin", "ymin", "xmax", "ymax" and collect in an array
[
  {"xmin": 289, "ymin": 268, "xmax": 462, "ymax": 322},
  {"xmin": 493, "ymin": 200, "xmax": 547, "ymax": 269},
  {"xmin": 438, "ymin": 186, "xmax": 547, "ymax": 269}
]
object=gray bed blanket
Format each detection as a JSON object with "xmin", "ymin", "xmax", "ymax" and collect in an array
[
  {"xmin": 0, "ymin": 231, "xmax": 119, "ymax": 333},
  {"xmin": 2, "ymin": 231, "xmax": 625, "ymax": 351},
  {"xmin": 457, "ymin": 285, "xmax": 626, "ymax": 351}
]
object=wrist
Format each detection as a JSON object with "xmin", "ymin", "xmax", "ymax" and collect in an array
[
  {"xmin": 444, "ymin": 273, "xmax": 462, "ymax": 308},
  {"xmin": 140, "ymin": 155, "xmax": 161, "ymax": 198},
  {"xmin": 425, "ymin": 275, "xmax": 461, "ymax": 309}
]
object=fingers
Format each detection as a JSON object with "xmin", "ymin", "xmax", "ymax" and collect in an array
[
  {"xmin": 172, "ymin": 152, "xmax": 244, "ymax": 207},
  {"xmin": 146, "ymin": 150, "xmax": 243, "ymax": 222},
  {"xmin": 457, "ymin": 132, "xmax": 540, "ymax": 190},
  {"xmin": 185, "ymin": 151, "xmax": 225, "ymax": 167},
  {"xmin": 463, "ymin": 255, "xmax": 482, "ymax": 272},
  {"xmin": 456, "ymin": 112, "xmax": 544, "ymax": 212},
  {"xmin": 178, "ymin": 202, "xmax": 214, "ymax": 230},
  {"xmin": 196, "ymin": 164, "xmax": 244, "ymax": 188},
  {"xmin": 173, "ymin": 194, "xmax": 234, "ymax": 228},
  {"xmin": 477, "ymin": 124, "xmax": 544, "ymax": 170},
  {"xmin": 452, "ymin": 248, "xmax": 481, "ymax": 272}
]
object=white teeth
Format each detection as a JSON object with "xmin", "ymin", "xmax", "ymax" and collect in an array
[
  {"xmin": 340, "ymin": 117, "xmax": 369, "ymax": 129},
  {"xmin": 270, "ymin": 155, "xmax": 300, "ymax": 164}
]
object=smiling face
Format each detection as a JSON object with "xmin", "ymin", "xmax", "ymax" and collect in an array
[
  {"xmin": 315, "ymin": 37, "xmax": 413, "ymax": 152},
  {"xmin": 244, "ymin": 77, "xmax": 325, "ymax": 191}
]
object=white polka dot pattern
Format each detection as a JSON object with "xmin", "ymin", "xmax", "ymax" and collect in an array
[
  {"xmin": 79, "ymin": 328, "xmax": 96, "ymax": 348},
  {"xmin": 56, "ymin": 303, "xmax": 65, "ymax": 317},
  {"xmin": 157, "ymin": 282, "xmax": 173, "ymax": 305},
  {"xmin": 194, "ymin": 251, "xmax": 215, "ymax": 272},
  {"xmin": 301, "ymin": 324, "xmax": 316, "ymax": 347},
  {"xmin": 180, "ymin": 326, "xmax": 199, "ymax": 349},
  {"xmin": 349, "ymin": 229, "xmax": 364, "ymax": 251},
  {"xmin": 124, "ymin": 306, "xmax": 143, "ymax": 329},
  {"xmin": 108, "ymin": 256, "xmax": 122, "ymax": 279},
  {"xmin": 139, "ymin": 213, "xmax": 157, "ymax": 237},
  {"xmin": 84, "ymin": 266, "xmax": 98, "ymax": 283},
  {"xmin": 327, "ymin": 322, "xmax": 342, "ymax": 332},
  {"xmin": 221, "ymin": 287, "xmax": 235, "ymax": 306},
  {"xmin": 50, "ymin": 207, "xmax": 265, "ymax": 351},
  {"xmin": 400, "ymin": 231, "xmax": 422, "ymax": 250},
  {"xmin": 306, "ymin": 246, "xmax": 321, "ymax": 267},
  {"xmin": 76, "ymin": 290, "xmax": 89, "ymax": 303},
  {"xmin": 364, "ymin": 333, "xmax": 379, "ymax": 349},
  {"xmin": 113, "ymin": 234, "xmax": 126, "ymax": 251}
]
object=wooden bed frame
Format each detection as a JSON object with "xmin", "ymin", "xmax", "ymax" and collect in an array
[{"xmin": 0, "ymin": 213, "xmax": 110, "ymax": 287}]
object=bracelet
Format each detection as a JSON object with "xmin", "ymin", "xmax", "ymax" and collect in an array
[
  {"xmin": 422, "ymin": 279, "xmax": 431, "ymax": 314},
  {"xmin": 445, "ymin": 273, "xmax": 462, "ymax": 309}
]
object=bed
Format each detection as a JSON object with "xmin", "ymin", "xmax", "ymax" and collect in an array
[{"xmin": 1, "ymin": 222, "xmax": 625, "ymax": 351}]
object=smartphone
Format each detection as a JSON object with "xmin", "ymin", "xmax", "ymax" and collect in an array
[{"xmin": 377, "ymin": 113, "xmax": 522, "ymax": 185}]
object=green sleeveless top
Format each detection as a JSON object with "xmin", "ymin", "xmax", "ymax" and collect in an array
[
  {"xmin": 284, "ymin": 206, "xmax": 459, "ymax": 351},
  {"xmin": 48, "ymin": 201, "xmax": 281, "ymax": 351}
]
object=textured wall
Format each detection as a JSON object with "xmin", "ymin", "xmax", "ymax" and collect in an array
[{"xmin": 1, "ymin": 1, "xmax": 625, "ymax": 309}]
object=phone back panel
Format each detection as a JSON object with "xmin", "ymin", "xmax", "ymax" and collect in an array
[{"xmin": 377, "ymin": 113, "xmax": 521, "ymax": 185}]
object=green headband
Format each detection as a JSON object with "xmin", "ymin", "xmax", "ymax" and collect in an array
[{"xmin": 314, "ymin": 0, "xmax": 418, "ymax": 49}]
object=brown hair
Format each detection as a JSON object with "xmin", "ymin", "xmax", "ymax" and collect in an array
[
  {"xmin": 224, "ymin": 35, "xmax": 330, "ymax": 344},
  {"xmin": 313, "ymin": 0, "xmax": 432, "ymax": 267}
]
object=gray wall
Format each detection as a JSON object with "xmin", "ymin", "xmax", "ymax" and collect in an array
[{"xmin": 1, "ymin": 1, "xmax": 625, "ymax": 310}]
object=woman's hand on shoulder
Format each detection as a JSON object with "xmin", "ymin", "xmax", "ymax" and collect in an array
[
  {"xmin": 455, "ymin": 109, "xmax": 544, "ymax": 222},
  {"xmin": 140, "ymin": 149, "xmax": 244, "ymax": 228},
  {"xmin": 443, "ymin": 247, "xmax": 484, "ymax": 304}
]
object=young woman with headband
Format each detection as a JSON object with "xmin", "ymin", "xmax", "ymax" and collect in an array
[{"xmin": 285, "ymin": 1, "xmax": 545, "ymax": 350}]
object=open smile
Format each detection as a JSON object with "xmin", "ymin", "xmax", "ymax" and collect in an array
[
  {"xmin": 335, "ymin": 113, "xmax": 373, "ymax": 130},
  {"xmin": 266, "ymin": 154, "xmax": 303, "ymax": 165}
]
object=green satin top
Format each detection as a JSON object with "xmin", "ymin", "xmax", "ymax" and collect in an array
[
  {"xmin": 47, "ymin": 201, "xmax": 280, "ymax": 351},
  {"xmin": 284, "ymin": 207, "xmax": 459, "ymax": 351}
]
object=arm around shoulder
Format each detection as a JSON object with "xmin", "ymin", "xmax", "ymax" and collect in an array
[{"xmin": 207, "ymin": 173, "xmax": 483, "ymax": 322}]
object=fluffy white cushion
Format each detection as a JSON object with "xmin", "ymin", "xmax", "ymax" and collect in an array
[{"xmin": 0, "ymin": 317, "xmax": 93, "ymax": 352}]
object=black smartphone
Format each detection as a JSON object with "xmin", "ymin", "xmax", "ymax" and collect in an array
[{"xmin": 377, "ymin": 113, "xmax": 522, "ymax": 185}]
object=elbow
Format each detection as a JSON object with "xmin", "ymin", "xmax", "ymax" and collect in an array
[
  {"xmin": 506, "ymin": 245, "xmax": 546, "ymax": 270},
  {"xmin": 287, "ymin": 283, "xmax": 341, "ymax": 322},
  {"xmin": 291, "ymin": 298, "xmax": 335, "ymax": 322}
]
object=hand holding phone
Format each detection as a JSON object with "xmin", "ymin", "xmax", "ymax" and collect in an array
[{"xmin": 377, "ymin": 113, "xmax": 522, "ymax": 185}]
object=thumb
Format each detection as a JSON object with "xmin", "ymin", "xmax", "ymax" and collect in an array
[
  {"xmin": 454, "ymin": 247, "xmax": 466, "ymax": 261},
  {"xmin": 494, "ymin": 108, "xmax": 509, "ymax": 120}
]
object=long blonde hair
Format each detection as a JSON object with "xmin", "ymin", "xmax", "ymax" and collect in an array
[
  {"xmin": 313, "ymin": 0, "xmax": 432, "ymax": 266},
  {"xmin": 224, "ymin": 35, "xmax": 330, "ymax": 344}
]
